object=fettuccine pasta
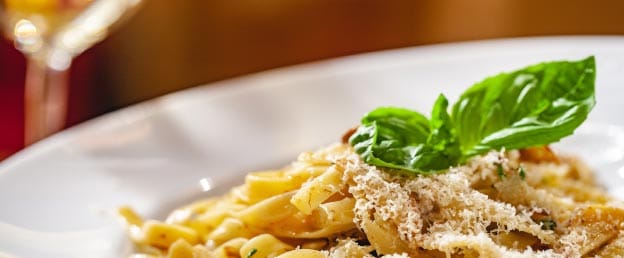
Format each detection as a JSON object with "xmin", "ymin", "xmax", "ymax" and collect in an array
[{"xmin": 119, "ymin": 144, "xmax": 624, "ymax": 257}]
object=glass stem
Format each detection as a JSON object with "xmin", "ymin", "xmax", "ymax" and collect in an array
[{"xmin": 24, "ymin": 54, "xmax": 70, "ymax": 145}]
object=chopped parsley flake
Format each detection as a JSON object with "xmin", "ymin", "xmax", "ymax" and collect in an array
[
  {"xmin": 518, "ymin": 166, "xmax": 526, "ymax": 180},
  {"xmin": 496, "ymin": 164, "xmax": 505, "ymax": 179},
  {"xmin": 246, "ymin": 248, "xmax": 258, "ymax": 258},
  {"xmin": 540, "ymin": 219, "xmax": 557, "ymax": 230}
]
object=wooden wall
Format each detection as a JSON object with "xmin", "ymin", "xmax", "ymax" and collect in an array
[{"xmin": 94, "ymin": 0, "xmax": 624, "ymax": 111}]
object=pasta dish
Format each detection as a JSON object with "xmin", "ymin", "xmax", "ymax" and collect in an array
[
  {"xmin": 118, "ymin": 56, "xmax": 624, "ymax": 257},
  {"xmin": 119, "ymin": 144, "xmax": 624, "ymax": 257}
]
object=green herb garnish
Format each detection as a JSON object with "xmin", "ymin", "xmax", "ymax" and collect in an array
[
  {"xmin": 540, "ymin": 219, "xmax": 557, "ymax": 230},
  {"xmin": 518, "ymin": 166, "xmax": 526, "ymax": 180},
  {"xmin": 246, "ymin": 248, "xmax": 258, "ymax": 258},
  {"xmin": 349, "ymin": 56, "xmax": 596, "ymax": 174},
  {"xmin": 496, "ymin": 164, "xmax": 505, "ymax": 179}
]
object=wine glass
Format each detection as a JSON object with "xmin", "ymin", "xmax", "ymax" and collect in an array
[{"xmin": 0, "ymin": 0, "xmax": 143, "ymax": 145}]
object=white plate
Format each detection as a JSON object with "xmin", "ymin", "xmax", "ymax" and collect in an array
[{"xmin": 2, "ymin": 36, "xmax": 624, "ymax": 258}]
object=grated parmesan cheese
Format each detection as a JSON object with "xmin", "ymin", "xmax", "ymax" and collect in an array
[{"xmin": 338, "ymin": 148, "xmax": 622, "ymax": 257}]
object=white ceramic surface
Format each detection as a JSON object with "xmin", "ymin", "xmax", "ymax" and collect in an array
[{"xmin": 1, "ymin": 36, "xmax": 624, "ymax": 258}]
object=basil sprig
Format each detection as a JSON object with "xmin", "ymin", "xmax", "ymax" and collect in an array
[{"xmin": 349, "ymin": 56, "xmax": 596, "ymax": 174}]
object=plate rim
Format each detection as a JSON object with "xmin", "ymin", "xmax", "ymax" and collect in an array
[{"xmin": 3, "ymin": 35, "xmax": 624, "ymax": 172}]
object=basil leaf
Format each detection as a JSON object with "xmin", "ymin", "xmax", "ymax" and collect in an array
[
  {"xmin": 452, "ymin": 56, "xmax": 596, "ymax": 157},
  {"xmin": 349, "ymin": 107, "xmax": 430, "ymax": 173},
  {"xmin": 349, "ymin": 56, "xmax": 596, "ymax": 175},
  {"xmin": 361, "ymin": 107, "xmax": 431, "ymax": 145},
  {"xmin": 423, "ymin": 94, "xmax": 461, "ymax": 170},
  {"xmin": 349, "ymin": 95, "xmax": 460, "ymax": 173}
]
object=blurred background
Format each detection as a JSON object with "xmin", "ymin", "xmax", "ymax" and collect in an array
[{"xmin": 2, "ymin": 0, "xmax": 624, "ymax": 158}]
